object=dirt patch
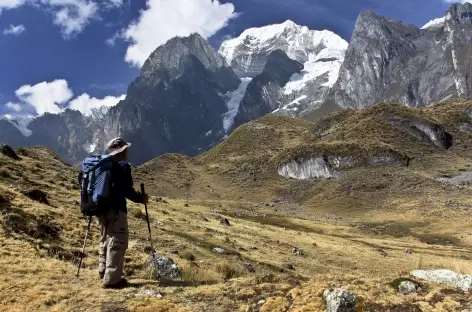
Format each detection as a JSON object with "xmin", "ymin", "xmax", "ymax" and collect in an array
[
  {"xmin": 22, "ymin": 189, "xmax": 49, "ymax": 205},
  {"xmin": 358, "ymin": 221, "xmax": 425, "ymax": 238},
  {"xmin": 414, "ymin": 233, "xmax": 461, "ymax": 246},
  {"xmin": 362, "ymin": 303, "xmax": 422, "ymax": 312}
]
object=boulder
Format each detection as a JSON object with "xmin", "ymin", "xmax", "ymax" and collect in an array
[
  {"xmin": 398, "ymin": 281, "xmax": 421, "ymax": 294},
  {"xmin": 410, "ymin": 269, "xmax": 472, "ymax": 291},
  {"xmin": 148, "ymin": 255, "xmax": 182, "ymax": 280},
  {"xmin": 212, "ymin": 247, "xmax": 226, "ymax": 254},
  {"xmin": 323, "ymin": 288, "xmax": 357, "ymax": 312},
  {"xmin": 0, "ymin": 144, "xmax": 19, "ymax": 160}
]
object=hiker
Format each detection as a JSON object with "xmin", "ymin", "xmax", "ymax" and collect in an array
[{"xmin": 78, "ymin": 138, "xmax": 148, "ymax": 288}]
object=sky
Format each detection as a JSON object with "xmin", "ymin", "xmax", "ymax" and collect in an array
[{"xmin": 0, "ymin": 0, "xmax": 468, "ymax": 119}]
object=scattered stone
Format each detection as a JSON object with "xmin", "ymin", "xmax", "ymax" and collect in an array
[
  {"xmin": 220, "ymin": 218, "xmax": 231, "ymax": 226},
  {"xmin": 184, "ymin": 203, "xmax": 189, "ymax": 207},
  {"xmin": 148, "ymin": 255, "xmax": 182, "ymax": 280},
  {"xmin": 398, "ymin": 280, "xmax": 421, "ymax": 294},
  {"xmin": 218, "ymin": 204, "xmax": 222, "ymax": 208},
  {"xmin": 71, "ymin": 200, "xmax": 79, "ymax": 205},
  {"xmin": 323, "ymin": 288, "xmax": 358, "ymax": 312},
  {"xmin": 239, "ymin": 263, "xmax": 256, "ymax": 273},
  {"xmin": 257, "ymin": 299, "xmax": 266, "ymax": 305},
  {"xmin": 284, "ymin": 264, "xmax": 295, "ymax": 270},
  {"xmin": 200, "ymin": 217, "xmax": 210, "ymax": 222},
  {"xmin": 212, "ymin": 247, "xmax": 225, "ymax": 254},
  {"xmin": 410, "ymin": 269, "xmax": 472, "ymax": 291},
  {"xmin": 137, "ymin": 289, "xmax": 163, "ymax": 298},
  {"xmin": 170, "ymin": 250, "xmax": 179, "ymax": 255},
  {"xmin": 404, "ymin": 249, "xmax": 413, "ymax": 254},
  {"xmin": 376, "ymin": 247, "xmax": 388, "ymax": 257},
  {"xmin": 249, "ymin": 246, "xmax": 258, "ymax": 250},
  {"xmin": 0, "ymin": 144, "xmax": 19, "ymax": 160},
  {"xmin": 22, "ymin": 189, "xmax": 49, "ymax": 205},
  {"xmin": 160, "ymin": 210, "xmax": 169, "ymax": 215},
  {"xmin": 292, "ymin": 247, "xmax": 304, "ymax": 256}
]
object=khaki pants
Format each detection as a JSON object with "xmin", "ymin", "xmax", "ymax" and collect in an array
[{"xmin": 98, "ymin": 209, "xmax": 128, "ymax": 285}]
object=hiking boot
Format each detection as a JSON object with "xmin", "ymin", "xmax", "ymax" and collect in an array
[
  {"xmin": 103, "ymin": 278, "xmax": 128, "ymax": 289},
  {"xmin": 99, "ymin": 271, "xmax": 105, "ymax": 279}
]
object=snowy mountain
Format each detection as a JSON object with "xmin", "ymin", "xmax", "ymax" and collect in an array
[{"xmin": 219, "ymin": 20, "xmax": 348, "ymax": 117}]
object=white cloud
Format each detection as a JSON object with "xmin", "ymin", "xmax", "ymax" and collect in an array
[
  {"xmin": 0, "ymin": 0, "xmax": 24, "ymax": 10},
  {"xmin": 42, "ymin": 0, "xmax": 99, "ymax": 38},
  {"xmin": 121, "ymin": 0, "xmax": 237, "ymax": 67},
  {"xmin": 443, "ymin": 0, "xmax": 472, "ymax": 2},
  {"xmin": 3, "ymin": 24, "xmax": 26, "ymax": 35},
  {"xmin": 68, "ymin": 93, "xmax": 125, "ymax": 116},
  {"xmin": 5, "ymin": 102, "xmax": 22, "ymax": 112},
  {"xmin": 15, "ymin": 79, "xmax": 73, "ymax": 115},
  {"xmin": 104, "ymin": 0, "xmax": 123, "ymax": 8}
]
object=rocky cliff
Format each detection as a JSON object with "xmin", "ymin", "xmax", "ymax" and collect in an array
[{"xmin": 328, "ymin": 3, "xmax": 472, "ymax": 110}]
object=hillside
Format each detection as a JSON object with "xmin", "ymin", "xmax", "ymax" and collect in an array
[{"xmin": 1, "ymin": 100, "xmax": 472, "ymax": 311}]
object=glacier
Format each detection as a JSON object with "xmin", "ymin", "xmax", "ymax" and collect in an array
[{"xmin": 223, "ymin": 78, "xmax": 252, "ymax": 133}]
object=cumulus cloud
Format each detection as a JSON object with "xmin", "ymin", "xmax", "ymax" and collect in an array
[
  {"xmin": 68, "ymin": 93, "xmax": 125, "ymax": 116},
  {"xmin": 15, "ymin": 79, "xmax": 73, "ymax": 115},
  {"xmin": 0, "ymin": 0, "xmax": 25, "ymax": 10},
  {"xmin": 3, "ymin": 24, "xmax": 26, "ymax": 35},
  {"xmin": 41, "ymin": 0, "xmax": 99, "ymax": 38},
  {"xmin": 120, "ymin": 0, "xmax": 237, "ymax": 67},
  {"xmin": 5, "ymin": 102, "xmax": 22, "ymax": 112}
]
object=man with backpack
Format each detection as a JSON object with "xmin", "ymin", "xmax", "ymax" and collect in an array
[{"xmin": 79, "ymin": 137, "xmax": 148, "ymax": 288}]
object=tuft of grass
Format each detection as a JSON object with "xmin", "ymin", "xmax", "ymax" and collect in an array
[
  {"xmin": 215, "ymin": 262, "xmax": 244, "ymax": 280},
  {"xmin": 180, "ymin": 250, "xmax": 196, "ymax": 262},
  {"xmin": 0, "ymin": 168, "xmax": 12, "ymax": 178},
  {"xmin": 129, "ymin": 207, "xmax": 147, "ymax": 220},
  {"xmin": 16, "ymin": 148, "xmax": 28, "ymax": 156}
]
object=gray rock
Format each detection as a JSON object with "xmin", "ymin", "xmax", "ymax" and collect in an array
[
  {"xmin": 410, "ymin": 269, "xmax": 472, "ymax": 291},
  {"xmin": 323, "ymin": 288, "xmax": 357, "ymax": 312},
  {"xmin": 212, "ymin": 247, "xmax": 226, "ymax": 254},
  {"xmin": 148, "ymin": 255, "xmax": 182, "ymax": 280},
  {"xmin": 398, "ymin": 280, "xmax": 421, "ymax": 294},
  {"xmin": 326, "ymin": 3, "xmax": 472, "ymax": 112},
  {"xmin": 137, "ymin": 289, "xmax": 163, "ymax": 298}
]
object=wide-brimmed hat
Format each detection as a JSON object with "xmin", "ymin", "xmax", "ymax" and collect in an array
[{"xmin": 107, "ymin": 137, "xmax": 131, "ymax": 156}]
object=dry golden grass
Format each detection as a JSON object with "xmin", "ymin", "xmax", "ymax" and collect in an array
[{"xmin": 1, "ymin": 100, "xmax": 472, "ymax": 311}]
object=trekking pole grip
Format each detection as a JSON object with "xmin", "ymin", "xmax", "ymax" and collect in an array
[{"xmin": 141, "ymin": 183, "xmax": 145, "ymax": 195}]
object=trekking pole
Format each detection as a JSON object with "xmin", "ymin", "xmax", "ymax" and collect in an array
[
  {"xmin": 141, "ymin": 183, "xmax": 160, "ymax": 280},
  {"xmin": 76, "ymin": 216, "xmax": 92, "ymax": 277}
]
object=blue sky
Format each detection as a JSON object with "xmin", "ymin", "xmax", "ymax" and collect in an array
[{"xmin": 0, "ymin": 0, "xmax": 463, "ymax": 119}]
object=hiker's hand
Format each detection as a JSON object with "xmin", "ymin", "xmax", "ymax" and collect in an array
[{"xmin": 142, "ymin": 194, "xmax": 149, "ymax": 204}]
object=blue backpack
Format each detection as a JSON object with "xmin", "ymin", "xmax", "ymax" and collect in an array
[{"xmin": 79, "ymin": 155, "xmax": 116, "ymax": 216}]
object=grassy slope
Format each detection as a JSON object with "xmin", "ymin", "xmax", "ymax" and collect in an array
[{"xmin": 1, "ymin": 100, "xmax": 472, "ymax": 311}]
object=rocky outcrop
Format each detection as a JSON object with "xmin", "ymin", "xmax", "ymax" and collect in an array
[
  {"xmin": 410, "ymin": 269, "xmax": 472, "ymax": 291},
  {"xmin": 232, "ymin": 50, "xmax": 303, "ymax": 129},
  {"xmin": 327, "ymin": 3, "xmax": 472, "ymax": 110},
  {"xmin": 0, "ymin": 144, "xmax": 19, "ymax": 160},
  {"xmin": 104, "ymin": 33, "xmax": 241, "ymax": 165}
]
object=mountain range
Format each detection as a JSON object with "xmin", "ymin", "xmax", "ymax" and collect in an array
[{"xmin": 1, "ymin": 3, "xmax": 471, "ymax": 165}]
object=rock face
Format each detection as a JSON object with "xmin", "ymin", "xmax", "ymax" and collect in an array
[
  {"xmin": 26, "ymin": 109, "xmax": 105, "ymax": 164},
  {"xmin": 0, "ymin": 120, "xmax": 25, "ymax": 148},
  {"xmin": 410, "ymin": 269, "xmax": 472, "ymax": 291},
  {"xmin": 328, "ymin": 3, "xmax": 472, "ymax": 110},
  {"xmin": 323, "ymin": 288, "xmax": 357, "ymax": 312},
  {"xmin": 104, "ymin": 33, "xmax": 241, "ymax": 165},
  {"xmin": 232, "ymin": 50, "xmax": 303, "ymax": 129}
]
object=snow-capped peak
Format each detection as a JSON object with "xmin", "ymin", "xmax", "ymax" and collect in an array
[
  {"xmin": 1, "ymin": 114, "xmax": 34, "ymax": 137},
  {"xmin": 219, "ymin": 20, "xmax": 348, "ymax": 67},
  {"xmin": 421, "ymin": 17, "xmax": 446, "ymax": 30}
]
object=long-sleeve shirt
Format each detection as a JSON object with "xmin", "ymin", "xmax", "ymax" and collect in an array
[{"xmin": 78, "ymin": 159, "xmax": 143, "ymax": 213}]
